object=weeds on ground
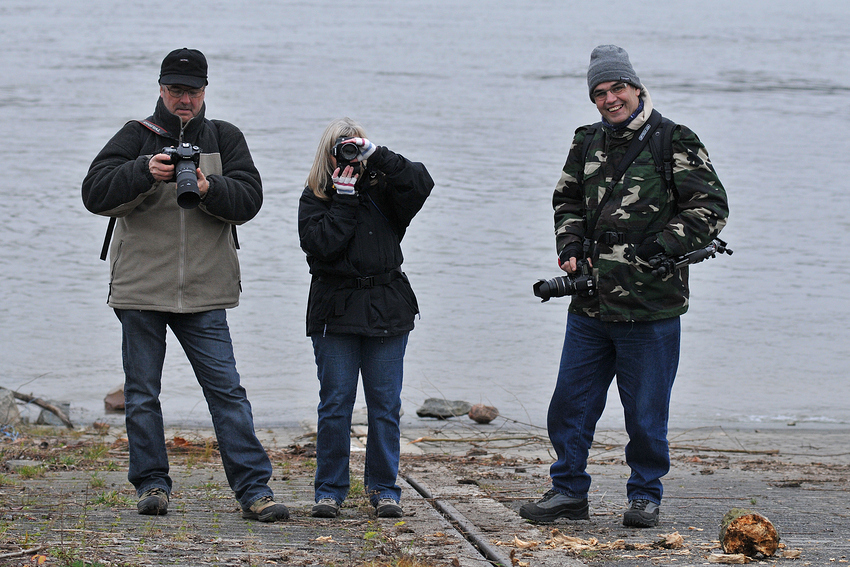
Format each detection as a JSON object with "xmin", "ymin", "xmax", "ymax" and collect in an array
[{"xmin": 361, "ymin": 520, "xmax": 438, "ymax": 567}]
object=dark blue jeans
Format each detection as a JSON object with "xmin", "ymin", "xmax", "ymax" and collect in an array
[
  {"xmin": 311, "ymin": 333, "xmax": 408, "ymax": 506},
  {"xmin": 548, "ymin": 313, "xmax": 680, "ymax": 504},
  {"xmin": 115, "ymin": 309, "xmax": 273, "ymax": 509}
]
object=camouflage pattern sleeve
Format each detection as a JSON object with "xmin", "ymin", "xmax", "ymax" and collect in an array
[
  {"xmin": 553, "ymin": 126, "xmax": 593, "ymax": 256},
  {"xmin": 657, "ymin": 125, "xmax": 729, "ymax": 257}
]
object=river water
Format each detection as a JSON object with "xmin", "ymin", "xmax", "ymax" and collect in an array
[{"xmin": 1, "ymin": 0, "xmax": 848, "ymax": 431}]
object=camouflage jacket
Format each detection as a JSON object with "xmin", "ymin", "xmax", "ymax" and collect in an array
[{"xmin": 553, "ymin": 92, "xmax": 728, "ymax": 322}]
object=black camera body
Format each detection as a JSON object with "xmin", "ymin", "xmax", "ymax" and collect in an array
[
  {"xmin": 533, "ymin": 259, "xmax": 596, "ymax": 302},
  {"xmin": 332, "ymin": 137, "xmax": 361, "ymax": 174},
  {"xmin": 161, "ymin": 143, "xmax": 202, "ymax": 209}
]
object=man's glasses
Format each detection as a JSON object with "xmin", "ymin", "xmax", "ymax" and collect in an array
[
  {"xmin": 164, "ymin": 85, "xmax": 205, "ymax": 99},
  {"xmin": 592, "ymin": 82, "xmax": 628, "ymax": 102}
]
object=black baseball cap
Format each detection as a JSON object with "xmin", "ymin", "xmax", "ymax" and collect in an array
[{"xmin": 159, "ymin": 48, "xmax": 208, "ymax": 88}]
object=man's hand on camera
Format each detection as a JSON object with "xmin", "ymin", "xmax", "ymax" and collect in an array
[
  {"xmin": 332, "ymin": 166, "xmax": 359, "ymax": 195},
  {"xmin": 149, "ymin": 153, "xmax": 175, "ymax": 182},
  {"xmin": 347, "ymin": 138, "xmax": 376, "ymax": 162},
  {"xmin": 558, "ymin": 243, "xmax": 587, "ymax": 273},
  {"xmin": 196, "ymin": 168, "xmax": 209, "ymax": 197}
]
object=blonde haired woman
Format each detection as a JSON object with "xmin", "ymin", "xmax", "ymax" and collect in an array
[{"xmin": 298, "ymin": 118, "xmax": 433, "ymax": 518}]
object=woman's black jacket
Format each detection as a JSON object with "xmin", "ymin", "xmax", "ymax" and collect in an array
[{"xmin": 298, "ymin": 146, "xmax": 433, "ymax": 337}]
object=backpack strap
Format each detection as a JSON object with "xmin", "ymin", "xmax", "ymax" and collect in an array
[
  {"xmin": 575, "ymin": 123, "xmax": 600, "ymax": 187},
  {"xmin": 648, "ymin": 116, "xmax": 677, "ymax": 198}
]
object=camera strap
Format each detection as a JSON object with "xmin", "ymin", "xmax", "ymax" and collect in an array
[{"xmin": 583, "ymin": 109, "xmax": 663, "ymax": 256}]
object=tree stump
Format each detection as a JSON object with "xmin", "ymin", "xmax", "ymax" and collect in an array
[{"xmin": 719, "ymin": 508, "xmax": 779, "ymax": 556}]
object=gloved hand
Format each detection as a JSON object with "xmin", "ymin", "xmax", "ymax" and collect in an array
[
  {"xmin": 635, "ymin": 237, "xmax": 665, "ymax": 262},
  {"xmin": 558, "ymin": 243, "xmax": 583, "ymax": 268},
  {"xmin": 346, "ymin": 138, "xmax": 376, "ymax": 161},
  {"xmin": 332, "ymin": 168, "xmax": 358, "ymax": 196}
]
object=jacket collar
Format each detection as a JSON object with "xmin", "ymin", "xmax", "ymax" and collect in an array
[{"xmin": 151, "ymin": 97, "xmax": 207, "ymax": 141}]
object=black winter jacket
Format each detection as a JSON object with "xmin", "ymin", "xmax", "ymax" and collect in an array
[{"xmin": 298, "ymin": 146, "xmax": 433, "ymax": 336}]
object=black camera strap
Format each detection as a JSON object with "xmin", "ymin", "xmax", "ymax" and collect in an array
[{"xmin": 583, "ymin": 109, "xmax": 663, "ymax": 256}]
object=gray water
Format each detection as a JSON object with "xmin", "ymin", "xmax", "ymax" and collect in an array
[{"xmin": 1, "ymin": 0, "xmax": 848, "ymax": 431}]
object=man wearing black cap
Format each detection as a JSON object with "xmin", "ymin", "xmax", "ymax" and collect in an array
[
  {"xmin": 520, "ymin": 45, "xmax": 728, "ymax": 527},
  {"xmin": 82, "ymin": 48, "xmax": 288, "ymax": 522}
]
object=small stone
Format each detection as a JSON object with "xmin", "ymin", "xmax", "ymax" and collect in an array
[
  {"xmin": 104, "ymin": 384, "xmax": 125, "ymax": 412},
  {"xmin": 468, "ymin": 404, "xmax": 499, "ymax": 424},
  {"xmin": 0, "ymin": 388, "xmax": 21, "ymax": 426}
]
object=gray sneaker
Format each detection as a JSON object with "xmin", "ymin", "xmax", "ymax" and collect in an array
[
  {"xmin": 375, "ymin": 498, "xmax": 403, "ymax": 518},
  {"xmin": 137, "ymin": 487, "xmax": 169, "ymax": 516},
  {"xmin": 242, "ymin": 495, "xmax": 290, "ymax": 522},
  {"xmin": 312, "ymin": 498, "xmax": 341, "ymax": 518},
  {"xmin": 623, "ymin": 499, "xmax": 659, "ymax": 528},
  {"xmin": 519, "ymin": 489, "xmax": 589, "ymax": 523}
]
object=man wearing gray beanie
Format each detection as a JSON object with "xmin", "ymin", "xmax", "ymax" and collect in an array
[{"xmin": 521, "ymin": 45, "xmax": 729, "ymax": 528}]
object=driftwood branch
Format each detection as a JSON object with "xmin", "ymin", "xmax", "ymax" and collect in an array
[
  {"xmin": 0, "ymin": 545, "xmax": 45, "ymax": 560},
  {"xmin": 11, "ymin": 391, "xmax": 74, "ymax": 429}
]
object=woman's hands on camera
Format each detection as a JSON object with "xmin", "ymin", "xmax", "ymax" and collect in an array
[
  {"xmin": 347, "ymin": 138, "xmax": 376, "ymax": 162},
  {"xmin": 332, "ymin": 165, "xmax": 359, "ymax": 195}
]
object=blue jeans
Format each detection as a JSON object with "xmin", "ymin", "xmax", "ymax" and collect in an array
[
  {"xmin": 115, "ymin": 309, "xmax": 273, "ymax": 509},
  {"xmin": 547, "ymin": 313, "xmax": 680, "ymax": 504},
  {"xmin": 311, "ymin": 333, "xmax": 408, "ymax": 506}
]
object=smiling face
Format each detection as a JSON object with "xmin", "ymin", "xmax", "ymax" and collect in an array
[{"xmin": 592, "ymin": 81, "xmax": 641, "ymax": 125}]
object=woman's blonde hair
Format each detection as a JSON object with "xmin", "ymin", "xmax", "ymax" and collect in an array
[{"xmin": 306, "ymin": 117, "xmax": 368, "ymax": 200}]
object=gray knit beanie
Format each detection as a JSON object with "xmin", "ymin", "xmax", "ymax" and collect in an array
[{"xmin": 586, "ymin": 45, "xmax": 642, "ymax": 101}]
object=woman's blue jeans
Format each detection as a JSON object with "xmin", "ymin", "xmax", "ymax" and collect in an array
[
  {"xmin": 311, "ymin": 333, "xmax": 408, "ymax": 506},
  {"xmin": 547, "ymin": 313, "xmax": 680, "ymax": 504},
  {"xmin": 115, "ymin": 309, "xmax": 273, "ymax": 509}
]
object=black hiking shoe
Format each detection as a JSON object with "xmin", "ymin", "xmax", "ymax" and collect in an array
[
  {"xmin": 137, "ymin": 487, "xmax": 169, "ymax": 516},
  {"xmin": 375, "ymin": 498, "xmax": 403, "ymax": 518},
  {"xmin": 623, "ymin": 499, "xmax": 660, "ymax": 528},
  {"xmin": 311, "ymin": 498, "xmax": 341, "ymax": 518},
  {"xmin": 242, "ymin": 496, "xmax": 290, "ymax": 522},
  {"xmin": 519, "ymin": 489, "xmax": 589, "ymax": 523}
]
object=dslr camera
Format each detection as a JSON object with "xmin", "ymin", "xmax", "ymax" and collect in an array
[
  {"xmin": 161, "ymin": 142, "xmax": 202, "ymax": 209},
  {"xmin": 332, "ymin": 137, "xmax": 361, "ymax": 174},
  {"xmin": 532, "ymin": 259, "xmax": 596, "ymax": 302}
]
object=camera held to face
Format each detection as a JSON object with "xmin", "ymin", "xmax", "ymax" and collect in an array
[
  {"xmin": 532, "ymin": 259, "xmax": 596, "ymax": 302},
  {"xmin": 161, "ymin": 143, "xmax": 202, "ymax": 209},
  {"xmin": 332, "ymin": 137, "xmax": 361, "ymax": 174}
]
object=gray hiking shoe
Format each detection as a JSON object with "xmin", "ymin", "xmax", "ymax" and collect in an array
[
  {"xmin": 242, "ymin": 495, "xmax": 290, "ymax": 522},
  {"xmin": 137, "ymin": 487, "xmax": 169, "ymax": 516},
  {"xmin": 519, "ymin": 489, "xmax": 589, "ymax": 523},
  {"xmin": 375, "ymin": 498, "xmax": 403, "ymax": 518},
  {"xmin": 312, "ymin": 497, "xmax": 341, "ymax": 518},
  {"xmin": 623, "ymin": 499, "xmax": 660, "ymax": 528}
]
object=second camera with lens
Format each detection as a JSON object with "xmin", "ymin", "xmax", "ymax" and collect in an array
[
  {"xmin": 532, "ymin": 259, "xmax": 596, "ymax": 302},
  {"xmin": 161, "ymin": 143, "xmax": 202, "ymax": 209}
]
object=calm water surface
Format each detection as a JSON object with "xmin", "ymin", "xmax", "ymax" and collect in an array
[{"xmin": 1, "ymin": 0, "xmax": 848, "ymax": 430}]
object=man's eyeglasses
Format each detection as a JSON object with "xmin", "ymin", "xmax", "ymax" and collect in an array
[
  {"xmin": 592, "ymin": 82, "xmax": 628, "ymax": 102},
  {"xmin": 164, "ymin": 85, "xmax": 205, "ymax": 99}
]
